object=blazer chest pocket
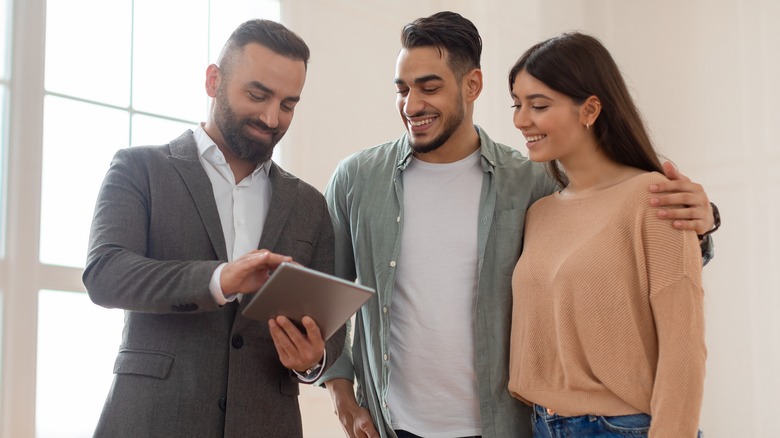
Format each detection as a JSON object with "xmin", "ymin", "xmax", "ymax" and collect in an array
[
  {"xmin": 291, "ymin": 239, "xmax": 314, "ymax": 266},
  {"xmin": 113, "ymin": 348, "xmax": 174, "ymax": 380}
]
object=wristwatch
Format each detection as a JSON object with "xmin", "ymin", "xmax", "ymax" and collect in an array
[
  {"xmin": 697, "ymin": 202, "xmax": 721, "ymax": 238},
  {"xmin": 302, "ymin": 362, "xmax": 322, "ymax": 376}
]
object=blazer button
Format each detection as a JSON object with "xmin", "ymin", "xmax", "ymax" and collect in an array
[
  {"xmin": 218, "ymin": 397, "xmax": 227, "ymax": 411},
  {"xmin": 231, "ymin": 334, "xmax": 243, "ymax": 349}
]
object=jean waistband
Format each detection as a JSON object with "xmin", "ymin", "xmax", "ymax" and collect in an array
[{"xmin": 534, "ymin": 404, "xmax": 560, "ymax": 419}]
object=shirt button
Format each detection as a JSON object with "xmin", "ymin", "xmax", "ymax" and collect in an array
[
  {"xmin": 389, "ymin": 261, "xmax": 396, "ymax": 267},
  {"xmin": 383, "ymin": 306, "xmax": 388, "ymax": 314},
  {"xmin": 382, "ymin": 401, "xmax": 387, "ymax": 408},
  {"xmin": 231, "ymin": 334, "xmax": 243, "ymax": 349},
  {"xmin": 396, "ymin": 216, "xmax": 400, "ymax": 223},
  {"xmin": 383, "ymin": 354, "xmax": 388, "ymax": 361}
]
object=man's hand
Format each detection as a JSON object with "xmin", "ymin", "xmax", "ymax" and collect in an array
[
  {"xmin": 219, "ymin": 250, "xmax": 292, "ymax": 296},
  {"xmin": 326, "ymin": 378, "xmax": 380, "ymax": 438},
  {"xmin": 269, "ymin": 315, "xmax": 325, "ymax": 372},
  {"xmin": 649, "ymin": 161, "xmax": 715, "ymax": 235}
]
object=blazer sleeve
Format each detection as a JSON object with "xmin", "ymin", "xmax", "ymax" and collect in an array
[
  {"xmin": 83, "ymin": 147, "xmax": 223, "ymax": 314},
  {"xmin": 305, "ymin": 196, "xmax": 345, "ymax": 374}
]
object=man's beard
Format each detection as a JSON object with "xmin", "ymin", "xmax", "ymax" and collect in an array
[
  {"xmin": 214, "ymin": 85, "xmax": 282, "ymax": 164},
  {"xmin": 408, "ymin": 96, "xmax": 465, "ymax": 155}
]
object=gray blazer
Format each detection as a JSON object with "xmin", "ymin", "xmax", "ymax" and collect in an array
[{"xmin": 83, "ymin": 130, "xmax": 343, "ymax": 437}]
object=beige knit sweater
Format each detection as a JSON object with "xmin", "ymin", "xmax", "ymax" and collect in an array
[{"xmin": 509, "ymin": 171, "xmax": 706, "ymax": 437}]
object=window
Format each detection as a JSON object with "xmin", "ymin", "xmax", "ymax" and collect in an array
[
  {"xmin": 0, "ymin": 0, "xmax": 11, "ymax": 429},
  {"xmin": 0, "ymin": 0, "xmax": 9, "ymax": 254}
]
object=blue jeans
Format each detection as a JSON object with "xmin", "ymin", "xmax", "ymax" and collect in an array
[{"xmin": 532, "ymin": 404, "xmax": 703, "ymax": 437}]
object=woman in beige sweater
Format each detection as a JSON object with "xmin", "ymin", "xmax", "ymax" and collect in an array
[{"xmin": 507, "ymin": 32, "xmax": 705, "ymax": 437}]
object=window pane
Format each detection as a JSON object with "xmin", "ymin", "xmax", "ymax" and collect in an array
[
  {"xmin": 0, "ymin": 85, "xmax": 7, "ymax": 256},
  {"xmin": 131, "ymin": 113, "xmax": 195, "ymax": 146},
  {"xmin": 45, "ymin": 0, "xmax": 132, "ymax": 106},
  {"xmin": 0, "ymin": 0, "xmax": 9, "ymax": 80},
  {"xmin": 39, "ymin": 96, "xmax": 129, "ymax": 268},
  {"xmin": 0, "ymin": 0, "xmax": 7, "ymax": 417},
  {"xmin": 36, "ymin": 290, "xmax": 124, "ymax": 438},
  {"xmin": 132, "ymin": 0, "xmax": 209, "ymax": 121},
  {"xmin": 0, "ymin": 0, "xmax": 8, "ymax": 255}
]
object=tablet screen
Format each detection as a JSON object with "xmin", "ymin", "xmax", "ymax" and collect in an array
[{"xmin": 241, "ymin": 262, "xmax": 374, "ymax": 341}]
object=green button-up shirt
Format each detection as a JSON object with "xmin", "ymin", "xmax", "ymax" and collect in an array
[{"xmin": 320, "ymin": 126, "xmax": 557, "ymax": 438}]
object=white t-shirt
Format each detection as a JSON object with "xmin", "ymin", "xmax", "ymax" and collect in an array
[{"xmin": 388, "ymin": 149, "xmax": 483, "ymax": 437}]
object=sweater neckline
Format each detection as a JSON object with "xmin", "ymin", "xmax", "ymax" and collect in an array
[{"xmin": 553, "ymin": 171, "xmax": 658, "ymax": 201}]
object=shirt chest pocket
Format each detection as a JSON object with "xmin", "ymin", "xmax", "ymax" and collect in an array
[{"xmin": 492, "ymin": 208, "xmax": 526, "ymax": 276}]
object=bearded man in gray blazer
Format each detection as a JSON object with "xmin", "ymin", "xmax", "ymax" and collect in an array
[{"xmin": 83, "ymin": 19, "xmax": 344, "ymax": 437}]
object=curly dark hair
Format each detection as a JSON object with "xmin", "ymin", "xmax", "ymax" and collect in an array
[{"xmin": 401, "ymin": 11, "xmax": 482, "ymax": 80}]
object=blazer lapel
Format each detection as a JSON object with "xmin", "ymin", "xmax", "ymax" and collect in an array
[
  {"xmin": 235, "ymin": 163, "xmax": 299, "ymax": 322},
  {"xmin": 167, "ymin": 130, "xmax": 229, "ymax": 262},
  {"xmin": 257, "ymin": 162, "xmax": 298, "ymax": 251}
]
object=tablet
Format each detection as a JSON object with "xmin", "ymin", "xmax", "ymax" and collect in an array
[{"xmin": 241, "ymin": 262, "xmax": 374, "ymax": 341}]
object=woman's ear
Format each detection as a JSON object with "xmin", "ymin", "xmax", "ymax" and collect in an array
[{"xmin": 580, "ymin": 95, "xmax": 602, "ymax": 127}]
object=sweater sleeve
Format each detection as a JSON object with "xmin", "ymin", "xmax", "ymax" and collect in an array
[{"xmin": 644, "ymin": 207, "xmax": 706, "ymax": 437}]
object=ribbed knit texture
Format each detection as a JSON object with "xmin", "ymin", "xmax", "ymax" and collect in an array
[{"xmin": 509, "ymin": 171, "xmax": 706, "ymax": 437}]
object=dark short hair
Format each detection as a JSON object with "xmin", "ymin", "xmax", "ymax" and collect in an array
[
  {"xmin": 218, "ymin": 19, "xmax": 310, "ymax": 74},
  {"xmin": 508, "ymin": 32, "xmax": 662, "ymax": 186},
  {"xmin": 401, "ymin": 11, "xmax": 482, "ymax": 79}
]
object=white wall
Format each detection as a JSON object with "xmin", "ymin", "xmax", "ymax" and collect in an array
[{"xmin": 282, "ymin": 1, "xmax": 779, "ymax": 436}]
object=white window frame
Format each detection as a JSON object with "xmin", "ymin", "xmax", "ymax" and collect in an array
[{"xmin": 1, "ymin": 0, "xmax": 48, "ymax": 435}]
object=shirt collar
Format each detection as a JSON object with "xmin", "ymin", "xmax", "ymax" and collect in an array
[
  {"xmin": 194, "ymin": 123, "xmax": 271, "ymax": 177},
  {"xmin": 475, "ymin": 125, "xmax": 498, "ymax": 172},
  {"xmin": 397, "ymin": 125, "xmax": 497, "ymax": 173}
]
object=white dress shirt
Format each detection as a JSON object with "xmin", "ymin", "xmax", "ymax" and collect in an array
[
  {"xmin": 193, "ymin": 124, "xmax": 271, "ymax": 304},
  {"xmin": 194, "ymin": 125, "xmax": 325, "ymax": 381}
]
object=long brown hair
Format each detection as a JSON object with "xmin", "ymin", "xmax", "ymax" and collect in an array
[{"xmin": 508, "ymin": 32, "xmax": 662, "ymax": 186}]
